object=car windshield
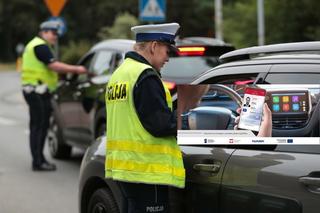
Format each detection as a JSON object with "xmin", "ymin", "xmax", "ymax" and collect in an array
[{"xmin": 161, "ymin": 56, "xmax": 220, "ymax": 82}]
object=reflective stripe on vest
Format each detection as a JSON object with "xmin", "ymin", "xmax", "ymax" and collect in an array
[
  {"xmin": 105, "ymin": 57, "xmax": 185, "ymax": 188},
  {"xmin": 21, "ymin": 37, "xmax": 58, "ymax": 92}
]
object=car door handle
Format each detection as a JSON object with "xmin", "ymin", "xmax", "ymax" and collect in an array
[
  {"xmin": 73, "ymin": 91, "xmax": 82, "ymax": 99},
  {"xmin": 299, "ymin": 177, "xmax": 320, "ymax": 187},
  {"xmin": 77, "ymin": 82, "xmax": 91, "ymax": 89},
  {"xmin": 299, "ymin": 176, "xmax": 320, "ymax": 194},
  {"xmin": 193, "ymin": 163, "xmax": 220, "ymax": 173},
  {"xmin": 98, "ymin": 88, "xmax": 105, "ymax": 94}
]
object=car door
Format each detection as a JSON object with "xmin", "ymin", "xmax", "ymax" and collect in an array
[
  {"xmin": 69, "ymin": 50, "xmax": 114, "ymax": 147},
  {"xmin": 175, "ymin": 145, "xmax": 235, "ymax": 213},
  {"xmin": 54, "ymin": 53, "xmax": 94, "ymax": 147},
  {"xmin": 220, "ymin": 145, "xmax": 320, "ymax": 213}
]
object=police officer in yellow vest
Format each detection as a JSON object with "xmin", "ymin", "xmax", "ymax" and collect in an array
[
  {"xmin": 22, "ymin": 20, "xmax": 87, "ymax": 171},
  {"xmin": 106, "ymin": 23, "xmax": 183, "ymax": 212}
]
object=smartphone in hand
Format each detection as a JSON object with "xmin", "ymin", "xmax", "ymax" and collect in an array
[{"xmin": 238, "ymin": 87, "xmax": 266, "ymax": 132}]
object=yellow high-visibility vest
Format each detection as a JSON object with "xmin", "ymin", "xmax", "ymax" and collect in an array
[
  {"xmin": 21, "ymin": 37, "xmax": 58, "ymax": 92},
  {"xmin": 105, "ymin": 57, "xmax": 185, "ymax": 188}
]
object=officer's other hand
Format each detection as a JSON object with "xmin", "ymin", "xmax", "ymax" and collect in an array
[
  {"xmin": 234, "ymin": 103, "xmax": 272, "ymax": 137},
  {"xmin": 76, "ymin": 65, "xmax": 87, "ymax": 74},
  {"xmin": 257, "ymin": 103, "xmax": 272, "ymax": 137}
]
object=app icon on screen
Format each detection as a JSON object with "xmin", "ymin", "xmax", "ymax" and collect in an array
[
  {"xmin": 273, "ymin": 104, "xmax": 280, "ymax": 112},
  {"xmin": 273, "ymin": 96, "xmax": 280, "ymax": 103},
  {"xmin": 292, "ymin": 96, "xmax": 299, "ymax": 103},
  {"xmin": 282, "ymin": 96, "xmax": 289, "ymax": 103},
  {"xmin": 292, "ymin": 103, "xmax": 299, "ymax": 111},
  {"xmin": 283, "ymin": 103, "xmax": 290, "ymax": 111}
]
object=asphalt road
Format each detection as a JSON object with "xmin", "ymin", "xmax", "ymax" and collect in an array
[{"xmin": 0, "ymin": 71, "xmax": 84, "ymax": 213}]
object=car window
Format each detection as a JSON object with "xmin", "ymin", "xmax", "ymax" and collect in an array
[
  {"xmin": 162, "ymin": 56, "xmax": 220, "ymax": 80},
  {"xmin": 79, "ymin": 53, "xmax": 94, "ymax": 69},
  {"xmin": 264, "ymin": 73, "xmax": 320, "ymax": 84},
  {"xmin": 201, "ymin": 73, "xmax": 259, "ymax": 84},
  {"xmin": 264, "ymin": 64, "xmax": 320, "ymax": 84},
  {"xmin": 71, "ymin": 53, "xmax": 94, "ymax": 82},
  {"xmin": 91, "ymin": 51, "xmax": 113, "ymax": 76},
  {"xmin": 109, "ymin": 53, "xmax": 123, "ymax": 72}
]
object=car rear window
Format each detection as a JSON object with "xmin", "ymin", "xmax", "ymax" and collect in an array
[
  {"xmin": 161, "ymin": 45, "xmax": 234, "ymax": 83},
  {"xmin": 161, "ymin": 56, "xmax": 220, "ymax": 80}
]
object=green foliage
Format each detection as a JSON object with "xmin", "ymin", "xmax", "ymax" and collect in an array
[
  {"xmin": 2, "ymin": 0, "xmax": 320, "ymax": 61},
  {"xmin": 62, "ymin": 0, "xmax": 138, "ymax": 43},
  {"xmin": 0, "ymin": 0, "xmax": 48, "ymax": 61},
  {"xmin": 167, "ymin": 0, "xmax": 215, "ymax": 37},
  {"xmin": 60, "ymin": 40, "xmax": 92, "ymax": 64},
  {"xmin": 97, "ymin": 12, "xmax": 139, "ymax": 40},
  {"xmin": 265, "ymin": 0, "xmax": 320, "ymax": 43},
  {"xmin": 224, "ymin": 0, "xmax": 320, "ymax": 48},
  {"xmin": 224, "ymin": 0, "xmax": 257, "ymax": 48}
]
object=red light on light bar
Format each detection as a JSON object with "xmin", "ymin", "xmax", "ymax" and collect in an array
[
  {"xmin": 178, "ymin": 47, "xmax": 206, "ymax": 56},
  {"xmin": 163, "ymin": 81, "xmax": 176, "ymax": 90}
]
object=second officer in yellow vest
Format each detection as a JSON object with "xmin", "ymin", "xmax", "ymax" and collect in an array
[
  {"xmin": 106, "ymin": 23, "xmax": 183, "ymax": 213},
  {"xmin": 21, "ymin": 20, "xmax": 87, "ymax": 171}
]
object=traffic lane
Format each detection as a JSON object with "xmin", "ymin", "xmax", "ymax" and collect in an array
[
  {"xmin": 0, "ymin": 128, "xmax": 82, "ymax": 213},
  {"xmin": 0, "ymin": 71, "xmax": 83, "ymax": 213}
]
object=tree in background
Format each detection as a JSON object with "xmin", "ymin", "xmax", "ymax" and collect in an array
[
  {"xmin": 0, "ymin": 0, "xmax": 139, "ymax": 61},
  {"xmin": 167, "ymin": 0, "xmax": 215, "ymax": 38},
  {"xmin": 0, "ymin": 0, "xmax": 48, "ymax": 61},
  {"xmin": 60, "ymin": 40, "xmax": 92, "ymax": 64},
  {"xmin": 223, "ymin": 0, "xmax": 320, "ymax": 48},
  {"xmin": 62, "ymin": 0, "xmax": 138, "ymax": 44},
  {"xmin": 223, "ymin": 0, "xmax": 257, "ymax": 48},
  {"xmin": 265, "ymin": 0, "xmax": 320, "ymax": 44},
  {"xmin": 97, "ymin": 13, "xmax": 138, "ymax": 40},
  {"xmin": 2, "ymin": 0, "xmax": 320, "ymax": 61}
]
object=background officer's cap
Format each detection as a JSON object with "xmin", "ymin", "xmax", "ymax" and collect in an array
[
  {"xmin": 131, "ymin": 23, "xmax": 180, "ymax": 46},
  {"xmin": 40, "ymin": 20, "xmax": 60, "ymax": 32}
]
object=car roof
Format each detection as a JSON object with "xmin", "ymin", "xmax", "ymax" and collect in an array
[
  {"xmin": 89, "ymin": 39, "xmax": 135, "ymax": 53},
  {"xmin": 220, "ymin": 41, "xmax": 320, "ymax": 63},
  {"xmin": 192, "ymin": 54, "xmax": 320, "ymax": 84},
  {"xmin": 189, "ymin": 41, "xmax": 320, "ymax": 83}
]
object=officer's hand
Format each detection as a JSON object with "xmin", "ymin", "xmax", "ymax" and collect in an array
[
  {"xmin": 234, "ymin": 103, "xmax": 272, "ymax": 137},
  {"xmin": 76, "ymin": 66, "xmax": 87, "ymax": 74}
]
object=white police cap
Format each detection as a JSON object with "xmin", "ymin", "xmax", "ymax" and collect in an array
[
  {"xmin": 40, "ymin": 20, "xmax": 60, "ymax": 31},
  {"xmin": 131, "ymin": 23, "xmax": 180, "ymax": 45}
]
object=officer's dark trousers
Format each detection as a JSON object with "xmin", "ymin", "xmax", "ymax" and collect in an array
[
  {"xmin": 118, "ymin": 181, "xmax": 169, "ymax": 213},
  {"xmin": 23, "ymin": 91, "xmax": 52, "ymax": 167}
]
